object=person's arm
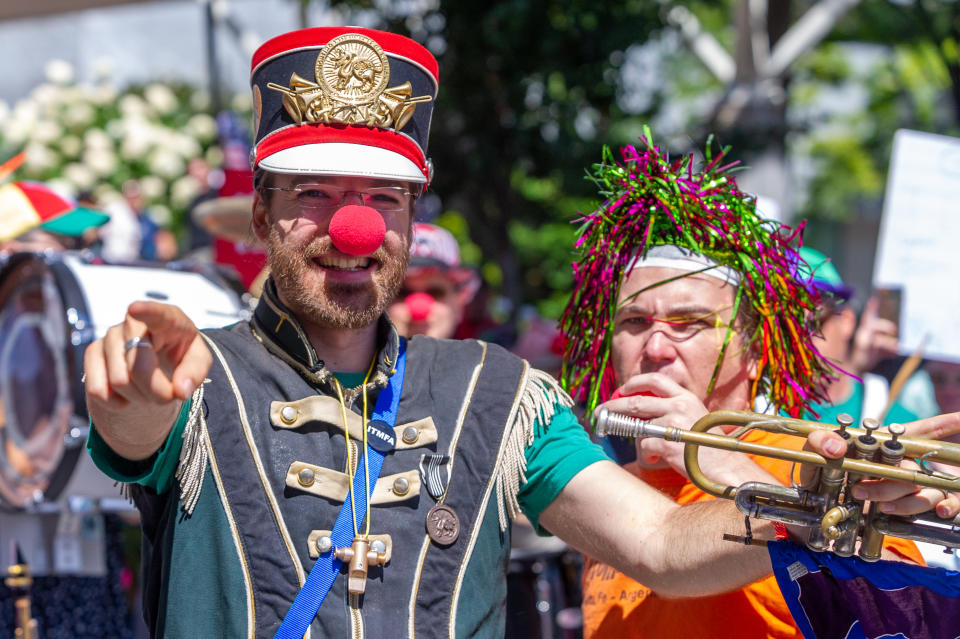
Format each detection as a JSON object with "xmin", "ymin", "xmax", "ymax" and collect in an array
[
  {"xmin": 84, "ymin": 301, "xmax": 211, "ymax": 461},
  {"xmin": 539, "ymin": 426, "xmax": 848, "ymax": 599},
  {"xmin": 539, "ymin": 459, "xmax": 774, "ymax": 598}
]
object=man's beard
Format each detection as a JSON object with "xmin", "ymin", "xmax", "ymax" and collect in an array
[{"xmin": 266, "ymin": 228, "xmax": 409, "ymax": 329}]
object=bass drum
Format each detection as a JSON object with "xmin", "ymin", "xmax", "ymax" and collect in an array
[{"xmin": 0, "ymin": 251, "xmax": 249, "ymax": 511}]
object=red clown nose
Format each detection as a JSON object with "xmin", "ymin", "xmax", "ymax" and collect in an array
[
  {"xmin": 405, "ymin": 292, "xmax": 435, "ymax": 322},
  {"xmin": 328, "ymin": 205, "xmax": 386, "ymax": 256}
]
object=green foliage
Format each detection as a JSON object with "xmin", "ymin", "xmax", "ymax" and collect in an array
[
  {"xmin": 332, "ymin": 0, "xmax": 664, "ymax": 320},
  {"xmin": 795, "ymin": 0, "xmax": 960, "ymax": 229}
]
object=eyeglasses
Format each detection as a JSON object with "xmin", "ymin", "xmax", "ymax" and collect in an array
[
  {"xmin": 617, "ymin": 311, "xmax": 734, "ymax": 343},
  {"xmin": 263, "ymin": 184, "xmax": 413, "ymax": 212}
]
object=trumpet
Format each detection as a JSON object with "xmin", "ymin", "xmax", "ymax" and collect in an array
[{"xmin": 595, "ymin": 408, "xmax": 960, "ymax": 560}]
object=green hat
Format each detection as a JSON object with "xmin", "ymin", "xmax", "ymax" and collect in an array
[
  {"xmin": 40, "ymin": 205, "xmax": 110, "ymax": 237},
  {"xmin": 798, "ymin": 247, "xmax": 853, "ymax": 302}
]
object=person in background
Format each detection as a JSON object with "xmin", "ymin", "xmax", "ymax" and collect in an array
[
  {"xmin": 800, "ymin": 247, "xmax": 938, "ymax": 426},
  {"xmin": 183, "ymin": 157, "xmax": 219, "ymax": 255},
  {"xmin": 120, "ymin": 180, "xmax": 177, "ymax": 262},
  {"xmin": 388, "ymin": 222, "xmax": 479, "ymax": 339},
  {"xmin": 0, "ymin": 181, "xmax": 110, "ymax": 253},
  {"xmin": 801, "ymin": 248, "xmax": 959, "ymax": 571}
]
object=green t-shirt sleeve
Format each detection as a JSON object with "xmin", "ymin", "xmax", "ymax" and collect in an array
[
  {"xmin": 516, "ymin": 403, "xmax": 610, "ymax": 532},
  {"xmin": 86, "ymin": 399, "xmax": 191, "ymax": 494}
]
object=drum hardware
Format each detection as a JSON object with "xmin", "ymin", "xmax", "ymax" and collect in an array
[
  {"xmin": 6, "ymin": 542, "xmax": 39, "ymax": 639},
  {"xmin": 596, "ymin": 408, "xmax": 960, "ymax": 560},
  {"xmin": 0, "ymin": 251, "xmax": 249, "ymax": 514}
]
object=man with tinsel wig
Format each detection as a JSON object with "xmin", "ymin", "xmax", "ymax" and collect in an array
[{"xmin": 559, "ymin": 130, "xmax": 939, "ymax": 639}]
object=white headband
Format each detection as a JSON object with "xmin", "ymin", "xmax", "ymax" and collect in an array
[{"xmin": 626, "ymin": 244, "xmax": 742, "ymax": 287}]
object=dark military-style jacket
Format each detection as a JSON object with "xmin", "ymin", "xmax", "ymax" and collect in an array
[{"xmin": 132, "ymin": 282, "xmax": 562, "ymax": 638}]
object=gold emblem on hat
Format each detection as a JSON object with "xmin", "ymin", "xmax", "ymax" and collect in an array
[{"xmin": 267, "ymin": 33, "xmax": 432, "ymax": 131}]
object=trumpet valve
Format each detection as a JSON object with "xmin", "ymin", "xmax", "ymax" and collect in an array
[
  {"xmin": 835, "ymin": 413, "xmax": 854, "ymax": 439},
  {"xmin": 854, "ymin": 418, "xmax": 881, "ymax": 462},
  {"xmin": 880, "ymin": 423, "xmax": 906, "ymax": 466}
]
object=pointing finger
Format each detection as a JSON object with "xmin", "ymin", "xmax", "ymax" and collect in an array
[
  {"xmin": 169, "ymin": 334, "xmax": 213, "ymax": 401},
  {"xmin": 127, "ymin": 301, "xmax": 198, "ymax": 360}
]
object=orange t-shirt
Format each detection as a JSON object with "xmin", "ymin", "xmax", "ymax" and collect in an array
[{"xmin": 581, "ymin": 429, "xmax": 924, "ymax": 639}]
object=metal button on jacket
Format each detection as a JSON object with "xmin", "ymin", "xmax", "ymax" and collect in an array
[
  {"xmin": 281, "ymin": 406, "xmax": 298, "ymax": 424},
  {"xmin": 392, "ymin": 477, "xmax": 410, "ymax": 496},
  {"xmin": 401, "ymin": 426, "xmax": 419, "ymax": 445},
  {"xmin": 298, "ymin": 467, "xmax": 315, "ymax": 487},
  {"xmin": 316, "ymin": 536, "xmax": 333, "ymax": 554}
]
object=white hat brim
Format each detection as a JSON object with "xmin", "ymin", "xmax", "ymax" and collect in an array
[{"xmin": 257, "ymin": 142, "xmax": 427, "ymax": 183}]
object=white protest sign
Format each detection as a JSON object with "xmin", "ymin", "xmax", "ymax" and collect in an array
[{"xmin": 874, "ymin": 129, "xmax": 960, "ymax": 363}]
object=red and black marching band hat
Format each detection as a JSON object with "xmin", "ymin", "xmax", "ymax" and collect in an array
[{"xmin": 250, "ymin": 27, "xmax": 438, "ymax": 185}]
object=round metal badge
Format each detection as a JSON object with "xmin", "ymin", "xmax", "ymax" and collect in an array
[
  {"xmin": 366, "ymin": 419, "xmax": 396, "ymax": 453},
  {"xmin": 316, "ymin": 33, "xmax": 390, "ymax": 106},
  {"xmin": 425, "ymin": 504, "xmax": 460, "ymax": 546}
]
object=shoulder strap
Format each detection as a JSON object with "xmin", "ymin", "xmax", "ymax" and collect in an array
[{"xmin": 274, "ymin": 340, "xmax": 407, "ymax": 639}]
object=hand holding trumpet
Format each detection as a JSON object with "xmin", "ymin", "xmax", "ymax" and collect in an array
[
  {"xmin": 852, "ymin": 411, "xmax": 960, "ymax": 519},
  {"xmin": 595, "ymin": 408, "xmax": 960, "ymax": 557}
]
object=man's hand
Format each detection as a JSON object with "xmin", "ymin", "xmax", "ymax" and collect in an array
[
  {"xmin": 598, "ymin": 373, "xmax": 709, "ymax": 471},
  {"xmin": 851, "ymin": 412, "xmax": 960, "ymax": 519},
  {"xmin": 84, "ymin": 301, "xmax": 212, "ymax": 461}
]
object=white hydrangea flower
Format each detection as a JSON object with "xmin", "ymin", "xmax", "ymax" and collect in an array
[
  {"xmin": 171, "ymin": 176, "xmax": 201, "ymax": 208},
  {"xmin": 64, "ymin": 162, "xmax": 97, "ymax": 191},
  {"xmin": 185, "ymin": 113, "xmax": 217, "ymax": 143},
  {"xmin": 120, "ymin": 118, "xmax": 154, "ymax": 159},
  {"xmin": 84, "ymin": 128, "xmax": 113, "ymax": 150},
  {"xmin": 63, "ymin": 101, "xmax": 96, "ymax": 129},
  {"xmin": 60, "ymin": 135, "xmax": 82, "ymax": 158},
  {"xmin": 0, "ymin": 100, "xmax": 10, "ymax": 124},
  {"xmin": 30, "ymin": 120, "xmax": 62, "ymax": 144},
  {"xmin": 83, "ymin": 147, "xmax": 118, "ymax": 178},
  {"xmin": 145, "ymin": 84, "xmax": 178, "ymax": 116},
  {"xmin": 31, "ymin": 84, "xmax": 62, "ymax": 109},
  {"xmin": 205, "ymin": 146, "xmax": 224, "ymax": 167},
  {"xmin": 231, "ymin": 92, "xmax": 253, "ymax": 112},
  {"xmin": 24, "ymin": 143, "xmax": 59, "ymax": 171},
  {"xmin": 190, "ymin": 91, "xmax": 212, "ymax": 112},
  {"xmin": 118, "ymin": 94, "xmax": 148, "ymax": 117},
  {"xmin": 46, "ymin": 178, "xmax": 76, "ymax": 197},
  {"xmin": 89, "ymin": 84, "xmax": 118, "ymax": 106},
  {"xmin": 93, "ymin": 183, "xmax": 121, "ymax": 205},
  {"xmin": 149, "ymin": 203, "xmax": 173, "ymax": 226},
  {"xmin": 105, "ymin": 119, "xmax": 125, "ymax": 140},
  {"xmin": 3, "ymin": 102, "xmax": 39, "ymax": 146},
  {"xmin": 139, "ymin": 175, "xmax": 167, "ymax": 200},
  {"xmin": 44, "ymin": 59, "xmax": 75, "ymax": 86},
  {"xmin": 170, "ymin": 133, "xmax": 202, "ymax": 159},
  {"xmin": 148, "ymin": 148, "xmax": 185, "ymax": 179}
]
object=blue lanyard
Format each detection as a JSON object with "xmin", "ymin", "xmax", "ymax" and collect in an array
[{"xmin": 275, "ymin": 340, "xmax": 407, "ymax": 638}]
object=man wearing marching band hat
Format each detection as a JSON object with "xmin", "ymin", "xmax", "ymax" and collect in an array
[{"xmin": 81, "ymin": 28, "xmax": 953, "ymax": 638}]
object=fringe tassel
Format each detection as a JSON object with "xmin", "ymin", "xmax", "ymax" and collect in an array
[
  {"xmin": 175, "ymin": 382, "xmax": 208, "ymax": 515},
  {"xmin": 495, "ymin": 368, "xmax": 575, "ymax": 531}
]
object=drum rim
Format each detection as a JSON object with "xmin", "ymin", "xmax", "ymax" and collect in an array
[{"xmin": 0, "ymin": 253, "xmax": 85, "ymax": 509}]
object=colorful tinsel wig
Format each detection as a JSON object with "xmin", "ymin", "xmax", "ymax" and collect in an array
[{"xmin": 559, "ymin": 130, "xmax": 833, "ymax": 418}]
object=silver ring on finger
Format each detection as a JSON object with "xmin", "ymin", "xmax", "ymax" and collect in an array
[{"xmin": 124, "ymin": 336, "xmax": 152, "ymax": 352}]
